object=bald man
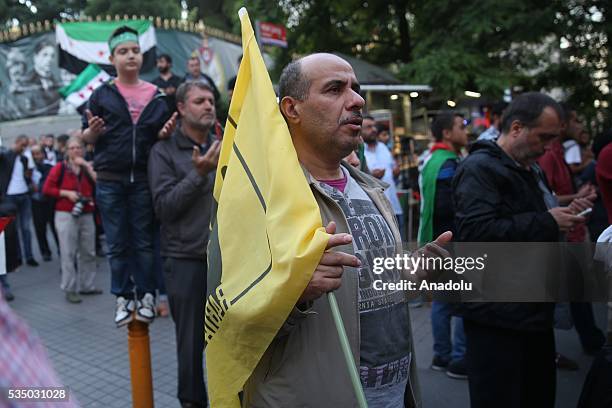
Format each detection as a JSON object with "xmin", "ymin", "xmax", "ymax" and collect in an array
[{"xmin": 242, "ymin": 53, "xmax": 450, "ymax": 408}]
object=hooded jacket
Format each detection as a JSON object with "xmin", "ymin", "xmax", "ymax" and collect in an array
[
  {"xmin": 82, "ymin": 79, "xmax": 170, "ymax": 182},
  {"xmin": 453, "ymin": 140, "xmax": 559, "ymax": 330}
]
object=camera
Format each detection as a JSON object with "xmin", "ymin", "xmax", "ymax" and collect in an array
[{"xmin": 71, "ymin": 198, "xmax": 89, "ymax": 217}]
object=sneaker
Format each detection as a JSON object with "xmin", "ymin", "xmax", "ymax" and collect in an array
[
  {"xmin": 555, "ymin": 353, "xmax": 579, "ymax": 371},
  {"xmin": 2, "ymin": 288, "xmax": 15, "ymax": 302},
  {"xmin": 431, "ymin": 355, "xmax": 449, "ymax": 372},
  {"xmin": 135, "ymin": 293, "xmax": 156, "ymax": 323},
  {"xmin": 65, "ymin": 291, "xmax": 82, "ymax": 304},
  {"xmin": 446, "ymin": 359, "xmax": 468, "ymax": 380},
  {"xmin": 26, "ymin": 258, "xmax": 39, "ymax": 267},
  {"xmin": 115, "ymin": 296, "xmax": 136, "ymax": 327}
]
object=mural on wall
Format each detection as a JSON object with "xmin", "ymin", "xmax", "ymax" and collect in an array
[{"xmin": 0, "ymin": 25, "xmax": 265, "ymax": 122}]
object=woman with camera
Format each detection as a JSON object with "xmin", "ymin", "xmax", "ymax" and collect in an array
[{"xmin": 43, "ymin": 136, "xmax": 101, "ymax": 303}]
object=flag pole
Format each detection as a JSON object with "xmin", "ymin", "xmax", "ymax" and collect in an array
[{"xmin": 327, "ymin": 292, "xmax": 368, "ymax": 408}]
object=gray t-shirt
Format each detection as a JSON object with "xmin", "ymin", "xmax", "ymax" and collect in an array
[{"xmin": 319, "ymin": 169, "xmax": 411, "ymax": 407}]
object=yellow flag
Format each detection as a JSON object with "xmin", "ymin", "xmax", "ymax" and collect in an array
[{"xmin": 205, "ymin": 8, "xmax": 330, "ymax": 407}]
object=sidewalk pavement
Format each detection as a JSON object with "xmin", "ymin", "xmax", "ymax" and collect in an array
[{"xmin": 5, "ymin": 252, "xmax": 606, "ymax": 407}]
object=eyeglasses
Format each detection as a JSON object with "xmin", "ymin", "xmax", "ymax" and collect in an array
[{"xmin": 68, "ymin": 146, "xmax": 83, "ymax": 150}]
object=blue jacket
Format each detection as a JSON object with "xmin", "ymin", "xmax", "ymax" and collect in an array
[{"xmin": 82, "ymin": 79, "xmax": 170, "ymax": 182}]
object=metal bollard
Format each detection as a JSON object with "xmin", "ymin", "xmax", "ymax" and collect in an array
[{"xmin": 128, "ymin": 320, "xmax": 154, "ymax": 408}]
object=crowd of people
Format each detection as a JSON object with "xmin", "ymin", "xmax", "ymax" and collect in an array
[{"xmin": 0, "ymin": 24, "xmax": 611, "ymax": 408}]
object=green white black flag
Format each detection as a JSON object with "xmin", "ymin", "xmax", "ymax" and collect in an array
[
  {"xmin": 58, "ymin": 64, "xmax": 110, "ymax": 109},
  {"xmin": 56, "ymin": 20, "xmax": 157, "ymax": 74}
]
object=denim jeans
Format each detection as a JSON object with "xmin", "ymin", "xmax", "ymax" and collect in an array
[
  {"xmin": 431, "ymin": 300, "xmax": 466, "ymax": 362},
  {"xmin": 96, "ymin": 180, "xmax": 155, "ymax": 299},
  {"xmin": 6, "ymin": 193, "xmax": 33, "ymax": 260}
]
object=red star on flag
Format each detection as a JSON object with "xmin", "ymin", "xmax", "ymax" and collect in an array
[
  {"xmin": 97, "ymin": 50, "xmax": 105, "ymax": 57},
  {"xmin": 78, "ymin": 92, "xmax": 85, "ymax": 99},
  {"xmin": 87, "ymin": 85, "xmax": 93, "ymax": 91}
]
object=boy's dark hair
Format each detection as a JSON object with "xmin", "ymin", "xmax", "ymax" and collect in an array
[
  {"xmin": 500, "ymin": 92, "xmax": 563, "ymax": 133},
  {"xmin": 109, "ymin": 26, "xmax": 139, "ymax": 55},
  {"xmin": 431, "ymin": 111, "xmax": 461, "ymax": 142}
]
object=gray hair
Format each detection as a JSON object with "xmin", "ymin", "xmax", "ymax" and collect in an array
[
  {"xmin": 176, "ymin": 81, "xmax": 216, "ymax": 105},
  {"xmin": 278, "ymin": 59, "xmax": 311, "ymax": 102}
]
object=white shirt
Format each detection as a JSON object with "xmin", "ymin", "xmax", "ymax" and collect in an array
[
  {"xmin": 364, "ymin": 142, "xmax": 403, "ymax": 215},
  {"xmin": 43, "ymin": 147, "xmax": 57, "ymax": 166},
  {"xmin": 563, "ymin": 139, "xmax": 582, "ymax": 165},
  {"xmin": 6, "ymin": 156, "xmax": 29, "ymax": 195}
]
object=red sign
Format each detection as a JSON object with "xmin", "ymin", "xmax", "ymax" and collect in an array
[{"xmin": 257, "ymin": 22, "xmax": 287, "ymax": 48}]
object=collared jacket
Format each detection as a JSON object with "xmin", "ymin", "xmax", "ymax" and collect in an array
[
  {"xmin": 148, "ymin": 126, "xmax": 215, "ymax": 259},
  {"xmin": 243, "ymin": 162, "xmax": 421, "ymax": 408},
  {"xmin": 453, "ymin": 140, "xmax": 559, "ymax": 330},
  {"xmin": 82, "ymin": 79, "xmax": 170, "ymax": 182}
]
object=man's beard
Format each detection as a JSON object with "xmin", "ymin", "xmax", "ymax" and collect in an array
[{"xmin": 158, "ymin": 66, "xmax": 170, "ymax": 74}]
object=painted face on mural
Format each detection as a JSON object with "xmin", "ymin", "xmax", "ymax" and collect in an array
[{"xmin": 34, "ymin": 44, "xmax": 55, "ymax": 78}]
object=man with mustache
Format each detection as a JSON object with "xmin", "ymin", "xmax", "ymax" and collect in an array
[
  {"xmin": 148, "ymin": 81, "xmax": 220, "ymax": 408},
  {"xmin": 243, "ymin": 53, "xmax": 451, "ymax": 408}
]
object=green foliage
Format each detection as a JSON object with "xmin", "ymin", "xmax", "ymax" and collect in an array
[
  {"xmin": 402, "ymin": 0, "xmax": 558, "ymax": 98},
  {"xmin": 0, "ymin": 0, "xmax": 85, "ymax": 27},
  {"xmin": 0, "ymin": 0, "xmax": 609, "ymax": 128},
  {"xmin": 85, "ymin": 0, "xmax": 181, "ymax": 20}
]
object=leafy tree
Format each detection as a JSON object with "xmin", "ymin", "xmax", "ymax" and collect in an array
[
  {"xmin": 0, "ymin": 0, "xmax": 85, "ymax": 27},
  {"xmin": 401, "ymin": 0, "xmax": 558, "ymax": 98},
  {"xmin": 85, "ymin": 0, "xmax": 181, "ymax": 20},
  {"xmin": 532, "ymin": 1, "xmax": 611, "ymax": 130}
]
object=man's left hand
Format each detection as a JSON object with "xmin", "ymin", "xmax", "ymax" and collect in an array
[{"xmin": 158, "ymin": 112, "xmax": 178, "ymax": 140}]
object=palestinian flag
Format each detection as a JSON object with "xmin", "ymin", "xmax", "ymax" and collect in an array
[
  {"xmin": 59, "ymin": 64, "xmax": 110, "ymax": 111},
  {"xmin": 56, "ymin": 19, "xmax": 157, "ymax": 75}
]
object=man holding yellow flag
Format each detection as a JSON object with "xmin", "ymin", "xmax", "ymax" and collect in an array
[{"xmin": 206, "ymin": 8, "xmax": 451, "ymax": 408}]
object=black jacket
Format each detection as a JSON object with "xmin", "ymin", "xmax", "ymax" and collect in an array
[
  {"xmin": 82, "ymin": 80, "xmax": 170, "ymax": 182},
  {"xmin": 453, "ymin": 140, "xmax": 559, "ymax": 330},
  {"xmin": 147, "ymin": 127, "xmax": 215, "ymax": 259},
  {"xmin": 0, "ymin": 148, "xmax": 30, "ymax": 198}
]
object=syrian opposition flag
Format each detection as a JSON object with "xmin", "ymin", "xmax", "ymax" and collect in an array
[
  {"xmin": 59, "ymin": 64, "xmax": 110, "ymax": 111},
  {"xmin": 56, "ymin": 19, "xmax": 157, "ymax": 75}
]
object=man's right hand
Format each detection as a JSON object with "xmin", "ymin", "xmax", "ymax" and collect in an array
[
  {"xmin": 192, "ymin": 141, "xmax": 221, "ymax": 177},
  {"xmin": 549, "ymin": 206, "xmax": 585, "ymax": 232},
  {"xmin": 298, "ymin": 221, "xmax": 360, "ymax": 303},
  {"xmin": 85, "ymin": 110, "xmax": 105, "ymax": 139}
]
